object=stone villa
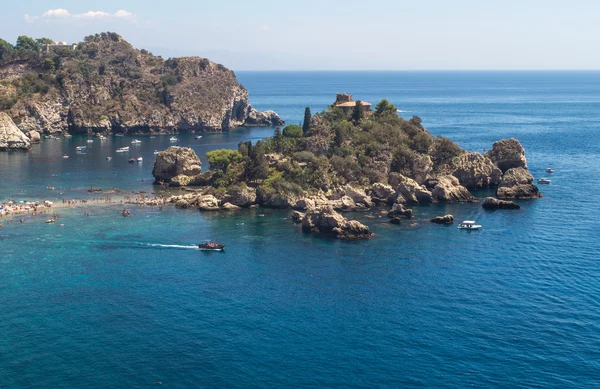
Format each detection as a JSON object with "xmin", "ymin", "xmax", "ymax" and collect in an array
[{"xmin": 334, "ymin": 93, "xmax": 372, "ymax": 113}]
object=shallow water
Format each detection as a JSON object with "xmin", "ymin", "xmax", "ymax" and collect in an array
[{"xmin": 1, "ymin": 71, "xmax": 600, "ymax": 388}]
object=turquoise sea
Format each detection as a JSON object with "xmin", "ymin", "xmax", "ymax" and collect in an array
[{"xmin": 1, "ymin": 71, "xmax": 600, "ymax": 388}]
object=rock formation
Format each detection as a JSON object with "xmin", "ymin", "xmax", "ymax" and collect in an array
[
  {"xmin": 392, "ymin": 175, "xmax": 433, "ymax": 205},
  {"xmin": 152, "ymin": 147, "xmax": 202, "ymax": 184},
  {"xmin": 431, "ymin": 215, "xmax": 454, "ymax": 224},
  {"xmin": 223, "ymin": 186, "xmax": 257, "ymax": 207},
  {"xmin": 485, "ymin": 138, "xmax": 528, "ymax": 173},
  {"xmin": 301, "ymin": 205, "xmax": 373, "ymax": 239},
  {"xmin": 431, "ymin": 175, "xmax": 474, "ymax": 202},
  {"xmin": 28, "ymin": 130, "xmax": 40, "ymax": 144},
  {"xmin": 0, "ymin": 112, "xmax": 31, "ymax": 151},
  {"xmin": 369, "ymin": 183, "xmax": 395, "ymax": 204},
  {"xmin": 387, "ymin": 203, "xmax": 413, "ymax": 219},
  {"xmin": 482, "ymin": 197, "xmax": 521, "ymax": 209},
  {"xmin": 451, "ymin": 152, "xmax": 502, "ymax": 189},
  {"xmin": 496, "ymin": 168, "xmax": 542, "ymax": 199},
  {"xmin": 1, "ymin": 33, "xmax": 283, "ymax": 135}
]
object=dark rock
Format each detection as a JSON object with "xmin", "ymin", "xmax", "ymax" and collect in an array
[
  {"xmin": 482, "ymin": 197, "xmax": 521, "ymax": 209},
  {"xmin": 389, "ymin": 217, "xmax": 402, "ymax": 225}
]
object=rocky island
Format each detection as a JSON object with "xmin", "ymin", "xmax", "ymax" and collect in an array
[
  {"xmin": 152, "ymin": 95, "xmax": 542, "ymax": 239},
  {"xmin": 0, "ymin": 32, "xmax": 283, "ymax": 136}
]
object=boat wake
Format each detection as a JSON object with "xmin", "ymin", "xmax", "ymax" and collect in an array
[{"xmin": 146, "ymin": 243, "xmax": 198, "ymax": 250}]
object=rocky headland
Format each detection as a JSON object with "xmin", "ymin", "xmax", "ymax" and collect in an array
[
  {"xmin": 150, "ymin": 97, "xmax": 542, "ymax": 239},
  {"xmin": 0, "ymin": 32, "xmax": 283, "ymax": 137},
  {"xmin": 0, "ymin": 112, "xmax": 30, "ymax": 150}
]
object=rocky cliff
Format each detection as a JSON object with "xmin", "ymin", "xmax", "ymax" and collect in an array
[
  {"xmin": 0, "ymin": 112, "xmax": 30, "ymax": 150},
  {"xmin": 0, "ymin": 32, "xmax": 283, "ymax": 134}
]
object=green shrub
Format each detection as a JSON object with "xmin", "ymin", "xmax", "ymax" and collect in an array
[{"xmin": 282, "ymin": 124, "xmax": 303, "ymax": 138}]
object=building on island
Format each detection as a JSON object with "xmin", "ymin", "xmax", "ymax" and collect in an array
[
  {"xmin": 43, "ymin": 41, "xmax": 78, "ymax": 53},
  {"xmin": 334, "ymin": 93, "xmax": 372, "ymax": 113}
]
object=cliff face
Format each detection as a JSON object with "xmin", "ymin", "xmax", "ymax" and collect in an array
[
  {"xmin": 0, "ymin": 32, "xmax": 283, "ymax": 134},
  {"xmin": 0, "ymin": 112, "xmax": 30, "ymax": 150}
]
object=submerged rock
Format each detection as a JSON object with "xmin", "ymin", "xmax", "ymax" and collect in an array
[
  {"xmin": 496, "ymin": 167, "xmax": 542, "ymax": 199},
  {"xmin": 301, "ymin": 205, "xmax": 373, "ymax": 239},
  {"xmin": 389, "ymin": 217, "xmax": 402, "ymax": 225},
  {"xmin": 0, "ymin": 112, "xmax": 31, "ymax": 151},
  {"xmin": 485, "ymin": 138, "xmax": 528, "ymax": 173},
  {"xmin": 152, "ymin": 147, "xmax": 202, "ymax": 184},
  {"xmin": 482, "ymin": 197, "xmax": 521, "ymax": 209},
  {"xmin": 430, "ymin": 215, "xmax": 454, "ymax": 224}
]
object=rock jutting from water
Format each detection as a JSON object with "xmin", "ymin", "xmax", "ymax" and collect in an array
[{"xmin": 482, "ymin": 197, "xmax": 521, "ymax": 209}]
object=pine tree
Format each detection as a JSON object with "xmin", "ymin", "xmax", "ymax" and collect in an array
[{"xmin": 302, "ymin": 107, "xmax": 311, "ymax": 135}]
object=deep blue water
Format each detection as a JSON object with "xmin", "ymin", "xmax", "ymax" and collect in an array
[{"xmin": 1, "ymin": 71, "xmax": 600, "ymax": 388}]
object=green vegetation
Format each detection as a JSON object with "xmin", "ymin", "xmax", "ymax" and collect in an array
[
  {"xmin": 282, "ymin": 124, "xmax": 303, "ymax": 138},
  {"xmin": 302, "ymin": 107, "xmax": 311, "ymax": 134},
  {"xmin": 203, "ymin": 100, "xmax": 465, "ymax": 198}
]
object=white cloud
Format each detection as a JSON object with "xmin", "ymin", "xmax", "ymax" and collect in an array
[
  {"xmin": 43, "ymin": 9, "xmax": 71, "ymax": 18},
  {"xmin": 25, "ymin": 9, "xmax": 136, "ymax": 23},
  {"xmin": 259, "ymin": 25, "xmax": 271, "ymax": 32}
]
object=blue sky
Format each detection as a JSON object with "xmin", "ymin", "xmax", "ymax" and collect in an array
[{"xmin": 2, "ymin": 0, "xmax": 599, "ymax": 70}]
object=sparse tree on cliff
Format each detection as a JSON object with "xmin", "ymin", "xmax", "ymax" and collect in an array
[
  {"xmin": 302, "ymin": 107, "xmax": 311, "ymax": 135},
  {"xmin": 16, "ymin": 36, "xmax": 40, "ymax": 52}
]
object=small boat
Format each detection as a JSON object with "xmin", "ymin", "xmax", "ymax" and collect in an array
[
  {"xmin": 169, "ymin": 137, "xmax": 178, "ymax": 142},
  {"xmin": 136, "ymin": 156, "xmax": 143, "ymax": 162},
  {"xmin": 131, "ymin": 139, "xmax": 142, "ymax": 144},
  {"xmin": 62, "ymin": 154, "xmax": 69, "ymax": 159},
  {"xmin": 150, "ymin": 136, "xmax": 156, "ymax": 139},
  {"xmin": 195, "ymin": 135, "xmax": 203, "ymax": 139},
  {"xmin": 115, "ymin": 133, "xmax": 124, "ymax": 137},
  {"xmin": 106, "ymin": 156, "xmax": 112, "ymax": 161},
  {"xmin": 76, "ymin": 146, "xmax": 87, "ymax": 151},
  {"xmin": 46, "ymin": 219, "xmax": 55, "ymax": 224},
  {"xmin": 199, "ymin": 242, "xmax": 225, "ymax": 251},
  {"xmin": 545, "ymin": 168, "xmax": 554, "ymax": 173},
  {"xmin": 116, "ymin": 147, "xmax": 129, "ymax": 152},
  {"xmin": 538, "ymin": 178, "xmax": 551, "ymax": 184},
  {"xmin": 458, "ymin": 220, "xmax": 482, "ymax": 230},
  {"xmin": 128, "ymin": 158, "xmax": 135, "ymax": 163},
  {"xmin": 153, "ymin": 150, "xmax": 160, "ymax": 155},
  {"xmin": 99, "ymin": 136, "xmax": 107, "ymax": 140},
  {"xmin": 87, "ymin": 139, "xmax": 94, "ymax": 143}
]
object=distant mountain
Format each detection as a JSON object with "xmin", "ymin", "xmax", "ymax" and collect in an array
[{"xmin": 0, "ymin": 32, "xmax": 283, "ymax": 134}]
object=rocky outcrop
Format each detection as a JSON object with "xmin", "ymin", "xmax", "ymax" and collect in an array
[
  {"xmin": 451, "ymin": 152, "xmax": 502, "ymax": 189},
  {"xmin": 389, "ymin": 217, "xmax": 402, "ymax": 225},
  {"xmin": 221, "ymin": 202, "xmax": 241, "ymax": 210},
  {"xmin": 411, "ymin": 154, "xmax": 433, "ymax": 184},
  {"xmin": 496, "ymin": 168, "xmax": 541, "ymax": 199},
  {"xmin": 152, "ymin": 147, "xmax": 202, "ymax": 184},
  {"xmin": 0, "ymin": 112, "xmax": 30, "ymax": 151},
  {"xmin": 431, "ymin": 175, "xmax": 474, "ymax": 202},
  {"xmin": 392, "ymin": 175, "xmax": 433, "ymax": 205},
  {"xmin": 431, "ymin": 215, "xmax": 454, "ymax": 224},
  {"xmin": 28, "ymin": 130, "xmax": 40, "ymax": 144},
  {"xmin": 195, "ymin": 195, "xmax": 220, "ymax": 211},
  {"xmin": 301, "ymin": 205, "xmax": 373, "ymax": 239},
  {"xmin": 485, "ymin": 138, "xmax": 528, "ymax": 173},
  {"xmin": 223, "ymin": 186, "xmax": 257, "ymax": 207},
  {"xmin": 291, "ymin": 211, "xmax": 305, "ymax": 223},
  {"xmin": 328, "ymin": 185, "xmax": 373, "ymax": 207},
  {"xmin": 387, "ymin": 203, "xmax": 413, "ymax": 219},
  {"xmin": 2, "ymin": 33, "xmax": 282, "ymax": 134},
  {"xmin": 369, "ymin": 183, "xmax": 395, "ymax": 204},
  {"xmin": 482, "ymin": 197, "xmax": 521, "ymax": 209}
]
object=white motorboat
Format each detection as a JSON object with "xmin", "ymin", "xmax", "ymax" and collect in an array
[
  {"xmin": 545, "ymin": 168, "xmax": 554, "ymax": 173},
  {"xmin": 195, "ymin": 135, "xmax": 203, "ymax": 139},
  {"xmin": 76, "ymin": 146, "xmax": 87, "ymax": 151},
  {"xmin": 136, "ymin": 156, "xmax": 143, "ymax": 162},
  {"xmin": 106, "ymin": 156, "xmax": 113, "ymax": 161},
  {"xmin": 458, "ymin": 220, "xmax": 482, "ymax": 230},
  {"xmin": 538, "ymin": 178, "xmax": 551, "ymax": 184},
  {"xmin": 131, "ymin": 139, "xmax": 142, "ymax": 144},
  {"xmin": 116, "ymin": 146, "xmax": 129, "ymax": 153},
  {"xmin": 169, "ymin": 137, "xmax": 178, "ymax": 142},
  {"xmin": 87, "ymin": 139, "xmax": 94, "ymax": 143}
]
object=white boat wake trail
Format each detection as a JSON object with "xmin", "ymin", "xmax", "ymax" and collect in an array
[{"xmin": 147, "ymin": 243, "xmax": 198, "ymax": 250}]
